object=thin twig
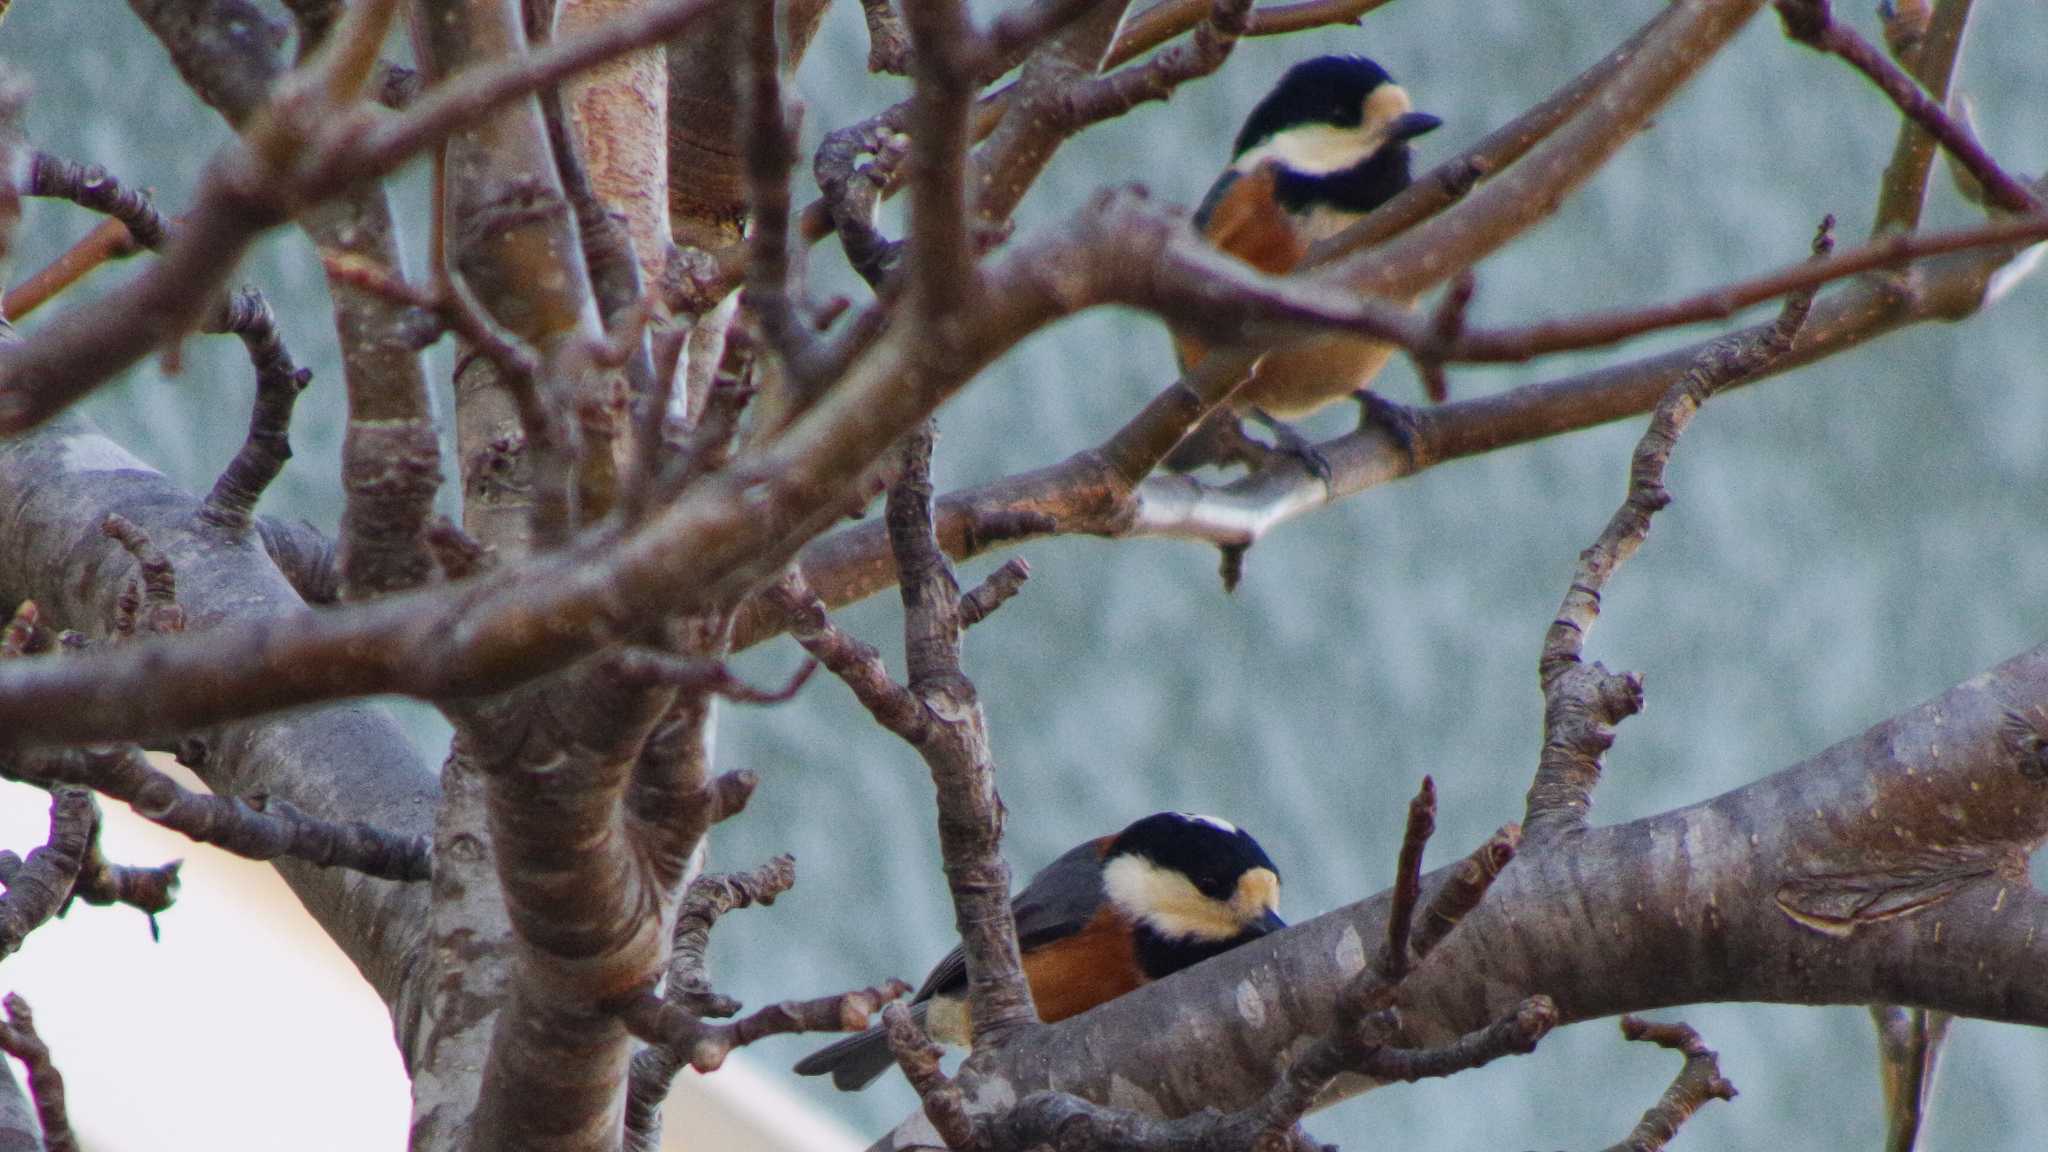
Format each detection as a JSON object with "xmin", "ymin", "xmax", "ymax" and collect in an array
[
  {"xmin": 618, "ymin": 979, "xmax": 910, "ymax": 1073},
  {"xmin": 1602, "ymin": 1017, "xmax": 1739, "ymax": 1152},
  {"xmin": 201, "ymin": 289, "xmax": 315, "ymax": 531},
  {"xmin": 4, "ymin": 744, "xmax": 432, "ymax": 882},
  {"xmin": 1524, "ymin": 219, "xmax": 1832, "ymax": 841},
  {"xmin": 0, "ymin": 790, "xmax": 93, "ymax": 959},
  {"xmin": 742, "ymin": 0, "xmax": 814, "ymax": 375},
  {"xmin": 624, "ymin": 856, "xmax": 797, "ymax": 1149},
  {"xmin": 1775, "ymin": 0, "xmax": 2036, "ymax": 214},
  {"xmin": 860, "ymin": 0, "xmax": 912, "ymax": 73},
  {"xmin": 0, "ymin": 995, "xmax": 78, "ymax": 1152},
  {"xmin": 765, "ymin": 570, "xmax": 931, "ymax": 742}
]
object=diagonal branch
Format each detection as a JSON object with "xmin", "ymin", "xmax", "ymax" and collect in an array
[
  {"xmin": 1524, "ymin": 219, "xmax": 1829, "ymax": 841},
  {"xmin": 1775, "ymin": 0, "xmax": 2035, "ymax": 215},
  {"xmin": 3, "ymin": 0, "xmax": 735, "ymax": 439},
  {"xmin": 1871, "ymin": 0, "xmax": 1975, "ymax": 235}
]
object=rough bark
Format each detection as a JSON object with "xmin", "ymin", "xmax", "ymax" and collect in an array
[{"xmin": 873, "ymin": 638, "xmax": 2048, "ymax": 1147}]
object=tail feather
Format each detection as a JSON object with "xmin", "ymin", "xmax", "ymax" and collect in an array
[{"xmin": 792, "ymin": 1002, "xmax": 927, "ymax": 1092}]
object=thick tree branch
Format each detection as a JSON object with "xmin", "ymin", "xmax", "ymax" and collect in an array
[
  {"xmin": 862, "ymin": 632, "xmax": 2048, "ymax": 1148},
  {"xmin": 129, "ymin": 0, "xmax": 449, "ymax": 602},
  {"xmin": 0, "ymin": 413, "xmax": 437, "ymax": 1055}
]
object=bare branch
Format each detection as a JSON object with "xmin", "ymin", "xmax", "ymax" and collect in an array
[
  {"xmin": 1872, "ymin": 0, "xmax": 1975, "ymax": 234},
  {"xmin": 0, "ymin": 995, "xmax": 77, "ymax": 1152},
  {"xmin": 884, "ymin": 425, "xmax": 1038, "ymax": 1042},
  {"xmin": 958, "ymin": 557, "xmax": 1032, "ymax": 629},
  {"xmin": 619, "ymin": 979, "xmax": 911, "ymax": 1074},
  {"xmin": 0, "ymin": 790, "xmax": 91, "ymax": 961},
  {"xmin": 1378, "ymin": 777, "xmax": 1435, "ymax": 982},
  {"xmin": 25, "ymin": 152, "xmax": 167, "ymax": 249},
  {"xmin": 901, "ymin": 0, "xmax": 980, "ymax": 324},
  {"xmin": 1870, "ymin": 1006, "xmax": 1951, "ymax": 1152},
  {"xmin": 23, "ymin": 156, "xmax": 312, "ymax": 525},
  {"xmin": 861, "ymin": 0, "xmax": 912, "ymax": 74},
  {"xmin": 200, "ymin": 289, "xmax": 315, "ymax": 532},
  {"xmin": 5, "ymin": 744, "xmax": 431, "ymax": 882},
  {"xmin": 1524, "ymin": 219, "xmax": 1829, "ymax": 840},
  {"xmin": 1601, "ymin": 1017, "xmax": 1738, "ymax": 1152},
  {"xmin": 4, "ymin": 217, "xmax": 140, "ymax": 321},
  {"xmin": 766, "ymin": 571, "xmax": 931, "ymax": 743},
  {"xmin": 1775, "ymin": 0, "xmax": 2036, "ymax": 215},
  {"xmin": 625, "ymin": 855, "xmax": 796, "ymax": 1151},
  {"xmin": 743, "ymin": 0, "xmax": 814, "ymax": 374},
  {"xmin": 0, "ymin": 0, "xmax": 733, "ymax": 438},
  {"xmin": 610, "ymin": 648, "xmax": 817, "ymax": 704}
]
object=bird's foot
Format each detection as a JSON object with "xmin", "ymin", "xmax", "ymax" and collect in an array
[
  {"xmin": 1352, "ymin": 390, "xmax": 1420, "ymax": 463},
  {"xmin": 1248, "ymin": 409, "xmax": 1333, "ymax": 483},
  {"xmin": 1164, "ymin": 411, "xmax": 1272, "ymax": 474}
]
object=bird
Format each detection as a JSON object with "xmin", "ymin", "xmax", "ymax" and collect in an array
[
  {"xmin": 793, "ymin": 811, "xmax": 1286, "ymax": 1091},
  {"xmin": 1164, "ymin": 54, "xmax": 1443, "ymax": 475}
]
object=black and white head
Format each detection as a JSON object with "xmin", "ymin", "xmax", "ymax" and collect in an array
[
  {"xmin": 1102, "ymin": 812, "xmax": 1285, "ymax": 948},
  {"xmin": 1229, "ymin": 55, "xmax": 1441, "ymax": 215}
]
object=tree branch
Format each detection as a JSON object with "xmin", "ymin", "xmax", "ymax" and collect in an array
[
  {"xmin": 4, "ymin": 744, "xmax": 430, "ymax": 881},
  {"xmin": 1871, "ymin": 0, "xmax": 1975, "ymax": 235},
  {"xmin": 0, "ymin": 995, "xmax": 77, "ymax": 1152},
  {"xmin": 1775, "ymin": 0, "xmax": 2036, "ymax": 215},
  {"xmin": 1525, "ymin": 219, "xmax": 1827, "ymax": 841},
  {"xmin": 0, "ymin": 790, "xmax": 91, "ymax": 961},
  {"xmin": 1600, "ymin": 1017, "xmax": 1738, "ymax": 1152}
]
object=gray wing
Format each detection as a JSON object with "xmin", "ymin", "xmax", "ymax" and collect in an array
[{"xmin": 908, "ymin": 836, "xmax": 1110, "ymax": 1004}]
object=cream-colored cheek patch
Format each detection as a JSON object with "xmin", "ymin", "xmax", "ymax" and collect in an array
[{"xmin": 1362, "ymin": 83, "xmax": 1413, "ymax": 135}]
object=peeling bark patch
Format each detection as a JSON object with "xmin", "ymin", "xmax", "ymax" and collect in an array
[
  {"xmin": 1235, "ymin": 978, "xmax": 1265, "ymax": 1027},
  {"xmin": 1774, "ymin": 848, "xmax": 1998, "ymax": 936},
  {"xmin": 1335, "ymin": 925, "xmax": 1366, "ymax": 977},
  {"xmin": 966, "ymin": 1073, "xmax": 1018, "ymax": 1114},
  {"xmin": 55, "ymin": 434, "xmax": 150, "ymax": 474}
]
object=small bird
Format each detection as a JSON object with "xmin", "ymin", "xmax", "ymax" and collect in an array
[
  {"xmin": 793, "ymin": 811, "xmax": 1285, "ymax": 1091},
  {"xmin": 1166, "ymin": 54, "xmax": 1442, "ymax": 475}
]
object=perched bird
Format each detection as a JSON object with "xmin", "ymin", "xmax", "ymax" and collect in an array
[
  {"xmin": 1166, "ymin": 54, "xmax": 1442, "ymax": 475},
  {"xmin": 793, "ymin": 812, "xmax": 1285, "ymax": 1091}
]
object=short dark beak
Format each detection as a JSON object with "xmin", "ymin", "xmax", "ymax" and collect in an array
[
  {"xmin": 1390, "ymin": 111, "xmax": 1443, "ymax": 141},
  {"xmin": 1257, "ymin": 908, "xmax": 1287, "ymax": 935}
]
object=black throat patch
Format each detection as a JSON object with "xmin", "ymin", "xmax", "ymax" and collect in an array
[
  {"xmin": 1132, "ymin": 919, "xmax": 1264, "ymax": 980},
  {"xmin": 1271, "ymin": 144, "xmax": 1414, "ymax": 216}
]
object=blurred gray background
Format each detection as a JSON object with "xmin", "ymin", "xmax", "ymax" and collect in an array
[{"xmin": 4, "ymin": 1, "xmax": 2046, "ymax": 1148}]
